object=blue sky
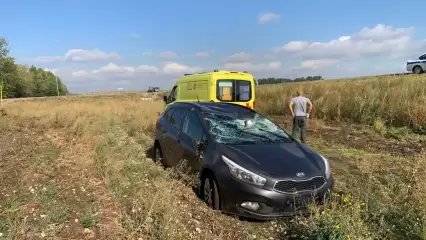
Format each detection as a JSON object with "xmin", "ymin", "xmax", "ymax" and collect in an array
[{"xmin": 2, "ymin": 0, "xmax": 426, "ymax": 93}]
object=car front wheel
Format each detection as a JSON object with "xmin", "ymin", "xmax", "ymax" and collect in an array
[
  {"xmin": 201, "ymin": 174, "xmax": 220, "ymax": 210},
  {"xmin": 413, "ymin": 66, "xmax": 423, "ymax": 74},
  {"xmin": 153, "ymin": 142, "xmax": 164, "ymax": 165}
]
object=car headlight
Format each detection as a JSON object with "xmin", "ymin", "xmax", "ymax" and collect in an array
[
  {"xmin": 222, "ymin": 155, "xmax": 266, "ymax": 186},
  {"xmin": 320, "ymin": 155, "xmax": 331, "ymax": 179}
]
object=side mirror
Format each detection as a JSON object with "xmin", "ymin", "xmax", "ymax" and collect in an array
[{"xmin": 163, "ymin": 95, "xmax": 168, "ymax": 102}]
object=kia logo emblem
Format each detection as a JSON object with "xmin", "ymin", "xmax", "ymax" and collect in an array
[{"xmin": 296, "ymin": 172, "xmax": 305, "ymax": 177}]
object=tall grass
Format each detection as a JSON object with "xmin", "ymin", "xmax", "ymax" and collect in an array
[
  {"xmin": 2, "ymin": 92, "xmax": 426, "ymax": 239},
  {"xmin": 256, "ymin": 74, "xmax": 426, "ymax": 129},
  {"xmin": 0, "ymin": 95, "xmax": 275, "ymax": 239}
]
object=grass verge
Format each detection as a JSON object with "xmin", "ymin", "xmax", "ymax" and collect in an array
[{"xmin": 0, "ymin": 94, "xmax": 425, "ymax": 239}]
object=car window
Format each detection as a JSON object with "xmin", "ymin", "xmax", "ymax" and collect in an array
[
  {"xmin": 163, "ymin": 108, "xmax": 175, "ymax": 124},
  {"xmin": 420, "ymin": 54, "xmax": 426, "ymax": 60},
  {"xmin": 169, "ymin": 108, "xmax": 186, "ymax": 130},
  {"xmin": 168, "ymin": 86, "xmax": 178, "ymax": 102},
  {"xmin": 216, "ymin": 80, "xmax": 252, "ymax": 102},
  {"xmin": 182, "ymin": 111, "xmax": 205, "ymax": 141},
  {"xmin": 236, "ymin": 80, "xmax": 251, "ymax": 101}
]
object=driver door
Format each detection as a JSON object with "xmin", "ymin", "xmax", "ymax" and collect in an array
[
  {"xmin": 177, "ymin": 110, "xmax": 207, "ymax": 174},
  {"xmin": 165, "ymin": 85, "xmax": 178, "ymax": 108}
]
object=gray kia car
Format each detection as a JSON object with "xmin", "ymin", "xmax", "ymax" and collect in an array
[{"xmin": 153, "ymin": 102, "xmax": 334, "ymax": 220}]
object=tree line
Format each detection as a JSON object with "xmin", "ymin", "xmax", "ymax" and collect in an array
[
  {"xmin": 256, "ymin": 76, "xmax": 323, "ymax": 85},
  {"xmin": 0, "ymin": 38, "xmax": 68, "ymax": 98}
]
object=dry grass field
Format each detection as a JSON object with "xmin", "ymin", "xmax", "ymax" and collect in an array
[
  {"xmin": 1, "ymin": 74, "xmax": 426, "ymax": 239},
  {"xmin": 257, "ymin": 74, "xmax": 426, "ymax": 130}
]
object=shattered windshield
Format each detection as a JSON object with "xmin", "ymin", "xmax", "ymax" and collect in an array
[{"xmin": 203, "ymin": 112, "xmax": 292, "ymax": 145}]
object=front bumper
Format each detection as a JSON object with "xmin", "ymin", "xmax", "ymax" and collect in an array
[{"xmin": 217, "ymin": 173, "xmax": 334, "ymax": 221}]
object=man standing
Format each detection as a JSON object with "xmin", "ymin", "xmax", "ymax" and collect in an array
[{"xmin": 289, "ymin": 90, "xmax": 313, "ymax": 143}]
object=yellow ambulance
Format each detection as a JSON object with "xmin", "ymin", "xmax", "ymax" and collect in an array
[{"xmin": 163, "ymin": 70, "xmax": 256, "ymax": 109}]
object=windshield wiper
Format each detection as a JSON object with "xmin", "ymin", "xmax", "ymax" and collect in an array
[
  {"xmin": 257, "ymin": 129, "xmax": 293, "ymax": 143},
  {"xmin": 240, "ymin": 130, "xmax": 276, "ymax": 143}
]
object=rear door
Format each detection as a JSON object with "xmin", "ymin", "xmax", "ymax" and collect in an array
[
  {"xmin": 166, "ymin": 107, "xmax": 188, "ymax": 166},
  {"xmin": 215, "ymin": 79, "xmax": 254, "ymax": 108},
  {"xmin": 178, "ymin": 109, "xmax": 207, "ymax": 174},
  {"xmin": 157, "ymin": 108, "xmax": 174, "ymax": 165}
]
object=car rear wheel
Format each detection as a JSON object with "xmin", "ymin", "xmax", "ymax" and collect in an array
[
  {"xmin": 201, "ymin": 174, "xmax": 220, "ymax": 210},
  {"xmin": 413, "ymin": 66, "xmax": 423, "ymax": 74},
  {"xmin": 153, "ymin": 143, "xmax": 164, "ymax": 165}
]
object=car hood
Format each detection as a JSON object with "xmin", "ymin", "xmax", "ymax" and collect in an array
[
  {"xmin": 219, "ymin": 141, "xmax": 324, "ymax": 179},
  {"xmin": 407, "ymin": 59, "xmax": 424, "ymax": 64}
]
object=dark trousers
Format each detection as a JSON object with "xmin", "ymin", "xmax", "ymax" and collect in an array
[{"xmin": 292, "ymin": 116, "xmax": 307, "ymax": 143}]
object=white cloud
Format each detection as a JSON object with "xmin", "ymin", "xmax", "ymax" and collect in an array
[
  {"xmin": 64, "ymin": 49, "xmax": 120, "ymax": 62},
  {"xmin": 72, "ymin": 70, "xmax": 89, "ymax": 77},
  {"xmin": 273, "ymin": 24, "xmax": 426, "ymax": 61},
  {"xmin": 136, "ymin": 65, "xmax": 161, "ymax": 73},
  {"xmin": 296, "ymin": 59, "xmax": 339, "ymax": 70},
  {"xmin": 223, "ymin": 52, "xmax": 252, "ymax": 63},
  {"xmin": 224, "ymin": 61, "xmax": 282, "ymax": 72},
  {"xmin": 93, "ymin": 63, "xmax": 159, "ymax": 74},
  {"xmin": 93, "ymin": 63, "xmax": 132, "ymax": 74},
  {"xmin": 34, "ymin": 49, "xmax": 121, "ymax": 63},
  {"xmin": 159, "ymin": 51, "xmax": 178, "ymax": 59},
  {"xmin": 355, "ymin": 24, "xmax": 415, "ymax": 41},
  {"xmin": 54, "ymin": 62, "xmax": 203, "ymax": 92},
  {"xmin": 36, "ymin": 23, "xmax": 426, "ymax": 93},
  {"xmin": 163, "ymin": 62, "xmax": 202, "ymax": 74},
  {"xmin": 60, "ymin": 62, "xmax": 199, "ymax": 82},
  {"xmin": 280, "ymin": 41, "xmax": 309, "ymax": 52},
  {"xmin": 195, "ymin": 52, "xmax": 209, "ymax": 58},
  {"xmin": 258, "ymin": 12, "xmax": 280, "ymax": 24}
]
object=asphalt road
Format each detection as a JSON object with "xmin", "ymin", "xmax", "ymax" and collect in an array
[
  {"xmin": 1, "ymin": 94, "xmax": 156, "ymax": 106},
  {"xmin": 1, "ymin": 96, "xmax": 53, "ymax": 105}
]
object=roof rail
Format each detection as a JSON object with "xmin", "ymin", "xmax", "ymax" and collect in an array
[{"xmin": 184, "ymin": 73, "xmax": 192, "ymax": 76}]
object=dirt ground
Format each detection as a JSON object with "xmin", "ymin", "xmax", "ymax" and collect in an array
[{"xmin": 1, "ymin": 98, "xmax": 426, "ymax": 239}]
